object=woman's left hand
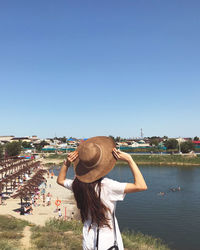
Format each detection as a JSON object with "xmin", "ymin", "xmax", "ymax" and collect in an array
[{"xmin": 112, "ymin": 148, "xmax": 132, "ymax": 162}]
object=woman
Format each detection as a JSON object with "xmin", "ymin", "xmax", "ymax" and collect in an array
[{"xmin": 57, "ymin": 136, "xmax": 147, "ymax": 250}]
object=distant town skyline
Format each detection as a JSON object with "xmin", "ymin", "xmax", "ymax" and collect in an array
[
  {"xmin": 0, "ymin": 133, "xmax": 199, "ymax": 140},
  {"xmin": 0, "ymin": 1, "xmax": 200, "ymax": 139}
]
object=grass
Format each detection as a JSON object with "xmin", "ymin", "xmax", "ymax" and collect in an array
[
  {"xmin": 0, "ymin": 215, "xmax": 28, "ymax": 250},
  {"xmin": 114, "ymin": 154, "xmax": 200, "ymax": 166},
  {"xmin": 31, "ymin": 218, "xmax": 82, "ymax": 250},
  {"xmin": 0, "ymin": 215, "xmax": 28, "ymax": 232},
  {"xmin": 31, "ymin": 231, "xmax": 82, "ymax": 249},
  {"xmin": 0, "ymin": 240, "xmax": 19, "ymax": 250},
  {"xmin": 0, "ymin": 216, "xmax": 170, "ymax": 250},
  {"xmin": 122, "ymin": 231, "xmax": 170, "ymax": 250},
  {"xmin": 32, "ymin": 218, "xmax": 82, "ymax": 234},
  {"xmin": 44, "ymin": 154, "xmax": 67, "ymax": 160},
  {"xmin": 0, "ymin": 231, "xmax": 23, "ymax": 240},
  {"xmin": 30, "ymin": 218, "xmax": 170, "ymax": 250},
  {"xmin": 44, "ymin": 162, "xmax": 59, "ymax": 168},
  {"xmin": 44, "ymin": 153, "xmax": 200, "ymax": 167}
]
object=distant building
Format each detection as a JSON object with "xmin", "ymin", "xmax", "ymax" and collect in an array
[
  {"xmin": 176, "ymin": 138, "xmax": 186, "ymax": 143},
  {"xmin": 192, "ymin": 141, "xmax": 200, "ymax": 144},
  {"xmin": 45, "ymin": 139, "xmax": 52, "ymax": 144},
  {"xmin": 125, "ymin": 140, "xmax": 150, "ymax": 148},
  {"xmin": 192, "ymin": 141, "xmax": 200, "ymax": 149},
  {"xmin": 32, "ymin": 139, "xmax": 41, "ymax": 144},
  {"xmin": 0, "ymin": 135, "xmax": 15, "ymax": 143},
  {"xmin": 31, "ymin": 135, "xmax": 39, "ymax": 141},
  {"xmin": 11, "ymin": 137, "xmax": 31, "ymax": 142}
]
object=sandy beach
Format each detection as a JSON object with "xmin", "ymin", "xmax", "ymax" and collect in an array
[{"xmin": 0, "ymin": 174, "xmax": 79, "ymax": 226}]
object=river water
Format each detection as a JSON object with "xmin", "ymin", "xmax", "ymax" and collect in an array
[{"xmin": 54, "ymin": 165, "xmax": 200, "ymax": 250}]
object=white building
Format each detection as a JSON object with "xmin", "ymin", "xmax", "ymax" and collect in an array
[
  {"xmin": 0, "ymin": 136, "xmax": 15, "ymax": 143},
  {"xmin": 129, "ymin": 140, "xmax": 150, "ymax": 148}
]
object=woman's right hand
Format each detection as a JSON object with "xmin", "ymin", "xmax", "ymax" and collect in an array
[
  {"xmin": 112, "ymin": 148, "xmax": 132, "ymax": 163},
  {"xmin": 65, "ymin": 151, "xmax": 78, "ymax": 167},
  {"xmin": 57, "ymin": 151, "xmax": 79, "ymax": 187}
]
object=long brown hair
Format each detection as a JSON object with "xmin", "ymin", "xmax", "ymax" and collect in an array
[{"xmin": 72, "ymin": 177, "xmax": 111, "ymax": 228}]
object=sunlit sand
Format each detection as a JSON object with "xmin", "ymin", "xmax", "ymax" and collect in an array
[{"xmin": 0, "ymin": 174, "xmax": 79, "ymax": 226}]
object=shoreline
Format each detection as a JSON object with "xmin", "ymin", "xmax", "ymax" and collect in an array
[
  {"xmin": 40, "ymin": 158, "xmax": 200, "ymax": 167},
  {"xmin": 123, "ymin": 161, "xmax": 200, "ymax": 166}
]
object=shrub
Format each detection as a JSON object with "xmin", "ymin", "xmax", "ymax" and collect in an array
[
  {"xmin": 164, "ymin": 139, "xmax": 178, "ymax": 150},
  {"xmin": 0, "ymin": 144, "xmax": 4, "ymax": 159},
  {"xmin": 180, "ymin": 141, "xmax": 195, "ymax": 153}
]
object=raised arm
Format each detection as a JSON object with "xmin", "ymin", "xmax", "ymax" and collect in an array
[
  {"xmin": 112, "ymin": 149, "xmax": 147, "ymax": 194},
  {"xmin": 57, "ymin": 151, "xmax": 78, "ymax": 187}
]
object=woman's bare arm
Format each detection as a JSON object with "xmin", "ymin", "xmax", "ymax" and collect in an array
[
  {"xmin": 57, "ymin": 151, "xmax": 78, "ymax": 187},
  {"xmin": 112, "ymin": 148, "xmax": 147, "ymax": 194}
]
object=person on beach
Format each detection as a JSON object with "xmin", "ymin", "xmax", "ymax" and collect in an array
[
  {"xmin": 1, "ymin": 193, "xmax": 7, "ymax": 205},
  {"xmin": 57, "ymin": 136, "xmax": 147, "ymax": 250},
  {"xmin": 46, "ymin": 192, "xmax": 51, "ymax": 206},
  {"xmin": 47, "ymin": 170, "xmax": 50, "ymax": 178},
  {"xmin": 0, "ymin": 193, "xmax": 5, "ymax": 205},
  {"xmin": 51, "ymin": 171, "xmax": 54, "ymax": 179},
  {"xmin": 58, "ymin": 208, "xmax": 62, "ymax": 218},
  {"xmin": 42, "ymin": 193, "xmax": 46, "ymax": 206},
  {"xmin": 24, "ymin": 203, "xmax": 33, "ymax": 215}
]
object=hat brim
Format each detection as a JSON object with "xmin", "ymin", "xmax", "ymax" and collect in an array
[{"xmin": 74, "ymin": 136, "xmax": 116, "ymax": 183}]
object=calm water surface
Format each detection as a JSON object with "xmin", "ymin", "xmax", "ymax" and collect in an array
[{"xmin": 54, "ymin": 165, "xmax": 200, "ymax": 250}]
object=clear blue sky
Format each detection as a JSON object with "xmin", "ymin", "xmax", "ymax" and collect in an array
[{"xmin": 0, "ymin": 1, "xmax": 200, "ymax": 139}]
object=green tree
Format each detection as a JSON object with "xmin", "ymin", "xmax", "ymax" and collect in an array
[
  {"xmin": 22, "ymin": 141, "xmax": 32, "ymax": 148},
  {"xmin": 109, "ymin": 136, "xmax": 121, "ymax": 142},
  {"xmin": 34, "ymin": 140, "xmax": 49, "ymax": 151},
  {"xmin": 193, "ymin": 136, "xmax": 199, "ymax": 141},
  {"xmin": 180, "ymin": 141, "xmax": 195, "ymax": 153},
  {"xmin": 149, "ymin": 137, "xmax": 159, "ymax": 147},
  {"xmin": 60, "ymin": 136, "xmax": 67, "ymax": 143},
  {"xmin": 0, "ymin": 144, "xmax": 4, "ymax": 159},
  {"xmin": 109, "ymin": 135, "xmax": 115, "ymax": 141},
  {"xmin": 115, "ymin": 136, "xmax": 121, "ymax": 142},
  {"xmin": 5, "ymin": 141, "xmax": 22, "ymax": 157},
  {"xmin": 164, "ymin": 139, "xmax": 178, "ymax": 150}
]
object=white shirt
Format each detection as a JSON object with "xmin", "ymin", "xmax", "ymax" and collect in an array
[
  {"xmin": 46, "ymin": 196, "xmax": 50, "ymax": 202},
  {"xmin": 64, "ymin": 177, "xmax": 127, "ymax": 250}
]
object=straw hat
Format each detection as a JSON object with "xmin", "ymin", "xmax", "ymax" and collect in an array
[{"xmin": 74, "ymin": 136, "xmax": 116, "ymax": 183}]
